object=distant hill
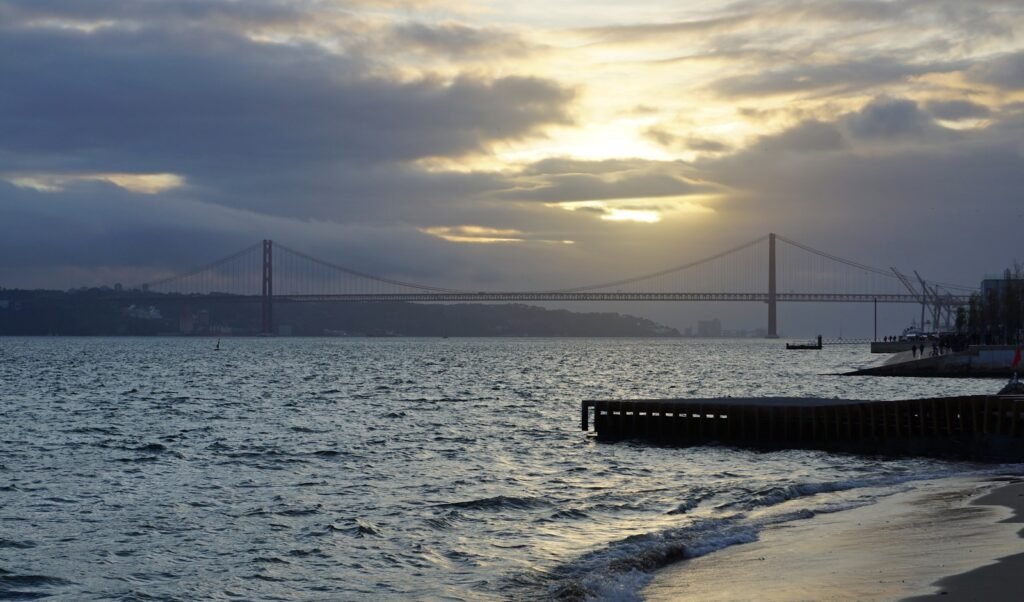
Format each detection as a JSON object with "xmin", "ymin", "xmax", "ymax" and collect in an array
[{"xmin": 0, "ymin": 289, "xmax": 679, "ymax": 337}]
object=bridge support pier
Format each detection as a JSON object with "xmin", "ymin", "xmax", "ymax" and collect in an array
[
  {"xmin": 767, "ymin": 232, "xmax": 778, "ymax": 338},
  {"xmin": 261, "ymin": 239, "xmax": 273, "ymax": 335}
]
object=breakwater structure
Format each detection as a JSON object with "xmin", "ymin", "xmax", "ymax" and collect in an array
[
  {"xmin": 580, "ymin": 395, "xmax": 1024, "ymax": 461},
  {"xmin": 847, "ymin": 345, "xmax": 1019, "ymax": 378}
]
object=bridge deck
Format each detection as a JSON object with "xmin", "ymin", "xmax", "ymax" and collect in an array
[
  {"xmin": 119, "ymin": 292, "xmax": 970, "ymax": 304},
  {"xmin": 581, "ymin": 395, "xmax": 1024, "ymax": 461}
]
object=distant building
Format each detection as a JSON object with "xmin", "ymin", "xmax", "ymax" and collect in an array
[
  {"xmin": 981, "ymin": 277, "xmax": 1023, "ymax": 296},
  {"xmin": 697, "ymin": 318, "xmax": 722, "ymax": 337}
]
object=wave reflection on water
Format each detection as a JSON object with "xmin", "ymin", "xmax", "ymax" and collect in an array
[{"xmin": 0, "ymin": 337, "xmax": 1004, "ymax": 600}]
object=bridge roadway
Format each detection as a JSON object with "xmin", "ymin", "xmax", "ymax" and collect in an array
[{"xmin": 136, "ymin": 292, "xmax": 973, "ymax": 304}]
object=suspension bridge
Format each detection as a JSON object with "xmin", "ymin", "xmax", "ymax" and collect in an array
[{"xmin": 135, "ymin": 233, "xmax": 976, "ymax": 335}]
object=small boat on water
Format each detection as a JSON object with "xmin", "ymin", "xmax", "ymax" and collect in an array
[{"xmin": 786, "ymin": 335, "xmax": 822, "ymax": 350}]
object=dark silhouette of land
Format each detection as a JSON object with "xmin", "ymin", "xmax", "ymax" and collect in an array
[{"xmin": 0, "ymin": 289, "xmax": 679, "ymax": 337}]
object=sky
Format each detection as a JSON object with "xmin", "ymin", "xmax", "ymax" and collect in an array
[{"xmin": 1, "ymin": 0, "xmax": 1023, "ymax": 332}]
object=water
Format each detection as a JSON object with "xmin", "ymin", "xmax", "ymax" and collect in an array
[{"xmin": 0, "ymin": 338, "xmax": 1008, "ymax": 600}]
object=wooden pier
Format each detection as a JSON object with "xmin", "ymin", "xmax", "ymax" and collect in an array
[{"xmin": 581, "ymin": 395, "xmax": 1024, "ymax": 461}]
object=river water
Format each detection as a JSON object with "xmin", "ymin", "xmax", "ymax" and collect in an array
[{"xmin": 0, "ymin": 337, "xmax": 1009, "ymax": 600}]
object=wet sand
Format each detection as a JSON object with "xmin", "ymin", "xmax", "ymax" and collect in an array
[
  {"xmin": 642, "ymin": 477, "xmax": 1024, "ymax": 601},
  {"xmin": 904, "ymin": 481, "xmax": 1024, "ymax": 601}
]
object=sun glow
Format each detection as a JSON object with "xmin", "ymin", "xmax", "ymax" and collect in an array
[
  {"xmin": 6, "ymin": 172, "xmax": 185, "ymax": 194},
  {"xmin": 601, "ymin": 208, "xmax": 661, "ymax": 223},
  {"xmin": 420, "ymin": 225, "xmax": 525, "ymax": 243},
  {"xmin": 420, "ymin": 225, "xmax": 575, "ymax": 244},
  {"xmin": 552, "ymin": 195, "xmax": 716, "ymax": 224}
]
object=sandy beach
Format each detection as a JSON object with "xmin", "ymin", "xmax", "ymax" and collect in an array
[
  {"xmin": 905, "ymin": 481, "xmax": 1024, "ymax": 601},
  {"xmin": 643, "ymin": 477, "xmax": 1024, "ymax": 601}
]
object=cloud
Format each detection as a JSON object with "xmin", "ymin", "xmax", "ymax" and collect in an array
[
  {"xmin": 419, "ymin": 225, "xmax": 572, "ymax": 244},
  {"xmin": 3, "ymin": 0, "xmax": 1024, "ymax": 302},
  {"xmin": 0, "ymin": 23, "xmax": 574, "ymax": 226},
  {"xmin": 496, "ymin": 160, "xmax": 709, "ymax": 203},
  {"xmin": 0, "ymin": 0, "xmax": 318, "ymax": 32},
  {"xmin": 967, "ymin": 51, "xmax": 1024, "ymax": 90},
  {"xmin": 644, "ymin": 127, "xmax": 731, "ymax": 153},
  {"xmin": 746, "ymin": 98, "xmax": 960, "ymax": 154},
  {"xmin": 753, "ymin": 120, "xmax": 845, "ymax": 153},
  {"xmin": 6, "ymin": 172, "xmax": 185, "ymax": 194},
  {"xmin": 575, "ymin": 15, "xmax": 748, "ymax": 45},
  {"xmin": 712, "ymin": 57, "xmax": 963, "ymax": 98},
  {"xmin": 0, "ymin": 179, "xmax": 500, "ymax": 287},
  {"xmin": 0, "ymin": 26, "xmax": 572, "ymax": 169},
  {"xmin": 925, "ymin": 99, "xmax": 991, "ymax": 121},
  {"xmin": 692, "ymin": 98, "xmax": 1024, "ymax": 278},
  {"xmin": 842, "ymin": 97, "xmax": 945, "ymax": 141},
  {"xmin": 389, "ymin": 22, "xmax": 534, "ymax": 57}
]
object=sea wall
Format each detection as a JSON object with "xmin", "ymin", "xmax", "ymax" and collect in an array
[
  {"xmin": 870, "ymin": 341, "xmax": 919, "ymax": 353},
  {"xmin": 847, "ymin": 346, "xmax": 1018, "ymax": 378}
]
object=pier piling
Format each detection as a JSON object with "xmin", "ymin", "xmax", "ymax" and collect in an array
[{"xmin": 580, "ymin": 395, "xmax": 1024, "ymax": 461}]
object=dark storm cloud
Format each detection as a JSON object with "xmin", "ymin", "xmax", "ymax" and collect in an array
[
  {"xmin": 0, "ymin": 26, "xmax": 572, "ymax": 174},
  {"xmin": 0, "ymin": 179, "xmax": 489, "ymax": 286},
  {"xmin": 0, "ymin": 8, "xmax": 581, "ymax": 285},
  {"xmin": 728, "ymin": 98, "xmax": 958, "ymax": 163},
  {"xmin": 925, "ymin": 100, "xmax": 991, "ymax": 121},
  {"xmin": 753, "ymin": 120, "xmax": 845, "ymax": 153},
  {"xmin": 693, "ymin": 98, "xmax": 1024, "ymax": 279},
  {"xmin": 843, "ymin": 97, "xmax": 947, "ymax": 141},
  {"xmin": 0, "ymin": 21, "xmax": 574, "ymax": 229},
  {"xmin": 967, "ymin": 51, "xmax": 1024, "ymax": 90},
  {"xmin": 0, "ymin": 0, "xmax": 311, "ymax": 29}
]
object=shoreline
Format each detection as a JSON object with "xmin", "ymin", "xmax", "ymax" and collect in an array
[
  {"xmin": 642, "ymin": 476, "xmax": 1024, "ymax": 601},
  {"xmin": 904, "ymin": 480, "xmax": 1024, "ymax": 601}
]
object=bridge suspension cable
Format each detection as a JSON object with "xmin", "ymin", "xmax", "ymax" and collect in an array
[
  {"xmin": 775, "ymin": 235, "xmax": 976, "ymax": 292},
  {"xmin": 273, "ymin": 243, "xmax": 472, "ymax": 294},
  {"xmin": 547, "ymin": 234, "xmax": 769, "ymax": 293},
  {"xmin": 138, "ymin": 242, "xmax": 262, "ymax": 293},
  {"xmin": 129, "ymin": 233, "xmax": 977, "ymax": 301}
]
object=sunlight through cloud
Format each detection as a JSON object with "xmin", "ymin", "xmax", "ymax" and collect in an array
[{"xmin": 6, "ymin": 173, "xmax": 186, "ymax": 195}]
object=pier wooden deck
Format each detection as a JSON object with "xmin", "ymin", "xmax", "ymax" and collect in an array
[{"xmin": 581, "ymin": 396, "xmax": 1024, "ymax": 461}]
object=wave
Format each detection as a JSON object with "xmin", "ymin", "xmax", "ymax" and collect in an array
[
  {"xmin": 666, "ymin": 487, "xmax": 716, "ymax": 515},
  {"xmin": 545, "ymin": 517, "xmax": 757, "ymax": 601},
  {"xmin": 424, "ymin": 510, "xmax": 464, "ymax": 530},
  {"xmin": 0, "ymin": 568, "xmax": 74, "ymax": 598},
  {"xmin": 437, "ymin": 495, "xmax": 550, "ymax": 511},
  {"xmin": 715, "ymin": 468, "xmax": 989, "ymax": 512},
  {"xmin": 0, "ymin": 539, "xmax": 35, "ymax": 549},
  {"xmin": 540, "ymin": 467, "xmax": 1011, "ymax": 601},
  {"xmin": 328, "ymin": 519, "xmax": 383, "ymax": 538}
]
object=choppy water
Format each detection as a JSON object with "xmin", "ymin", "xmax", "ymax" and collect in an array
[{"xmin": 0, "ymin": 337, "xmax": 1010, "ymax": 601}]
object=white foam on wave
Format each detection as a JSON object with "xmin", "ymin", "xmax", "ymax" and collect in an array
[{"xmin": 552, "ymin": 464, "xmax": 1024, "ymax": 601}]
